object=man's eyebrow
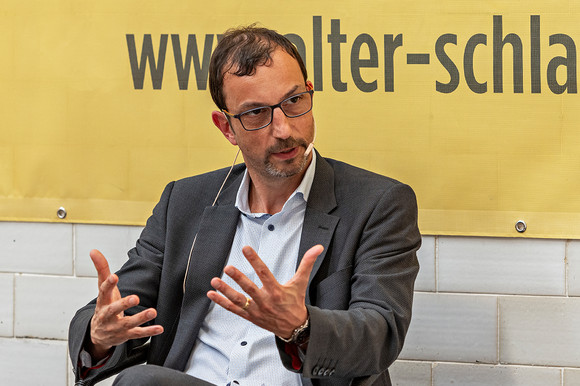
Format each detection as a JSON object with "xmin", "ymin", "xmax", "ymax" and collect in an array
[
  {"xmin": 237, "ymin": 85, "xmax": 303, "ymax": 111},
  {"xmin": 280, "ymin": 85, "xmax": 301, "ymax": 100}
]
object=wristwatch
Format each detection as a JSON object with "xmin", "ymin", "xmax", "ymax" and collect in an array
[{"xmin": 279, "ymin": 315, "xmax": 310, "ymax": 345}]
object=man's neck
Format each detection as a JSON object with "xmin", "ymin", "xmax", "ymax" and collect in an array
[{"xmin": 247, "ymin": 160, "xmax": 311, "ymax": 215}]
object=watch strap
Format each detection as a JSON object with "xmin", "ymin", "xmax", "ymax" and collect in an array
[{"xmin": 278, "ymin": 315, "xmax": 310, "ymax": 344}]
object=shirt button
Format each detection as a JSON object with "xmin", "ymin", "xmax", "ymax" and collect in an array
[
  {"xmin": 267, "ymin": 224, "xmax": 275, "ymax": 231},
  {"xmin": 240, "ymin": 341, "xmax": 247, "ymax": 346}
]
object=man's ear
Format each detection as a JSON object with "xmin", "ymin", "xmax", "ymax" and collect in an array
[
  {"xmin": 306, "ymin": 80, "xmax": 313, "ymax": 90},
  {"xmin": 212, "ymin": 111, "xmax": 238, "ymax": 146}
]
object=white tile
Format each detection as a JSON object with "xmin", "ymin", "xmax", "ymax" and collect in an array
[
  {"xmin": 15, "ymin": 275, "xmax": 96, "ymax": 340},
  {"xmin": 0, "ymin": 222, "xmax": 73, "ymax": 274},
  {"xmin": 438, "ymin": 236, "xmax": 565, "ymax": 295},
  {"xmin": 390, "ymin": 360, "xmax": 431, "ymax": 386},
  {"xmin": 0, "ymin": 274, "xmax": 14, "ymax": 337},
  {"xmin": 433, "ymin": 363, "xmax": 561, "ymax": 386},
  {"xmin": 564, "ymin": 368, "xmax": 580, "ymax": 386},
  {"xmin": 400, "ymin": 293, "xmax": 497, "ymax": 363},
  {"xmin": 568, "ymin": 240, "xmax": 580, "ymax": 296},
  {"xmin": 0, "ymin": 338, "xmax": 67, "ymax": 386},
  {"xmin": 415, "ymin": 236, "xmax": 435, "ymax": 291},
  {"xmin": 75, "ymin": 224, "xmax": 143, "ymax": 276},
  {"xmin": 500, "ymin": 296, "xmax": 580, "ymax": 366}
]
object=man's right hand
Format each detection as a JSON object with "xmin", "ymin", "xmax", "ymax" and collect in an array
[{"xmin": 87, "ymin": 249, "xmax": 164, "ymax": 360}]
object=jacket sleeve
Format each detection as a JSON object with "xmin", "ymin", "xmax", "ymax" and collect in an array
[
  {"xmin": 68, "ymin": 306, "xmax": 151, "ymax": 385},
  {"xmin": 68, "ymin": 182, "xmax": 176, "ymax": 386},
  {"xmin": 278, "ymin": 183, "xmax": 421, "ymax": 383}
]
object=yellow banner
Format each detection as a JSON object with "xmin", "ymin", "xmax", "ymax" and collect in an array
[{"xmin": 1, "ymin": 1, "xmax": 580, "ymax": 238}]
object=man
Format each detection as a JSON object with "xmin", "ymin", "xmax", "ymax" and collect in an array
[{"xmin": 69, "ymin": 25, "xmax": 421, "ymax": 386}]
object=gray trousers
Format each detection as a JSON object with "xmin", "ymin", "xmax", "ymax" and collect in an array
[{"xmin": 112, "ymin": 365, "xmax": 216, "ymax": 386}]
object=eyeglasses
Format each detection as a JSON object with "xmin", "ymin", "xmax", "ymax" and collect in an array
[{"xmin": 222, "ymin": 90, "xmax": 314, "ymax": 131}]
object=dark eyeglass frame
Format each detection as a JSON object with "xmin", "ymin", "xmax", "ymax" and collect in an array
[{"xmin": 222, "ymin": 89, "xmax": 314, "ymax": 131}]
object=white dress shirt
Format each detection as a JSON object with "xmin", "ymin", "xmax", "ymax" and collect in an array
[{"xmin": 185, "ymin": 153, "xmax": 317, "ymax": 386}]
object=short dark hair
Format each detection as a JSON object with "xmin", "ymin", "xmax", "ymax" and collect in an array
[{"xmin": 209, "ymin": 24, "xmax": 308, "ymax": 111}]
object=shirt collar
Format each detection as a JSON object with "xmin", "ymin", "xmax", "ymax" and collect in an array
[{"xmin": 235, "ymin": 151, "xmax": 317, "ymax": 216}]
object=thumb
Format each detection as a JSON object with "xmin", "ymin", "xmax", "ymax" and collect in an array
[
  {"xmin": 90, "ymin": 249, "xmax": 111, "ymax": 288},
  {"xmin": 291, "ymin": 244, "xmax": 324, "ymax": 287}
]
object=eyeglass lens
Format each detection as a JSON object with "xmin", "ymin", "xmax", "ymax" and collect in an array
[{"xmin": 240, "ymin": 92, "xmax": 312, "ymax": 131}]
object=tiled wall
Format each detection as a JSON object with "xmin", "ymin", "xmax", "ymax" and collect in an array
[{"xmin": 1, "ymin": 222, "xmax": 579, "ymax": 385}]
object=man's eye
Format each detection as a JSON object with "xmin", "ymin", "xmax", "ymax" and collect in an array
[
  {"xmin": 286, "ymin": 95, "xmax": 302, "ymax": 104},
  {"xmin": 245, "ymin": 108, "xmax": 268, "ymax": 116}
]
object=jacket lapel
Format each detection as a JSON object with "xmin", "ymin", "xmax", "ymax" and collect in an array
[
  {"xmin": 298, "ymin": 154, "xmax": 339, "ymax": 304},
  {"xmin": 164, "ymin": 173, "xmax": 242, "ymax": 370}
]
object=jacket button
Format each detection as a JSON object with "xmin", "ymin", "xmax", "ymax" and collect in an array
[
  {"xmin": 323, "ymin": 369, "xmax": 331, "ymax": 376},
  {"xmin": 317, "ymin": 368, "xmax": 326, "ymax": 376},
  {"xmin": 329, "ymin": 370, "xmax": 335, "ymax": 376},
  {"xmin": 312, "ymin": 366, "xmax": 319, "ymax": 375}
]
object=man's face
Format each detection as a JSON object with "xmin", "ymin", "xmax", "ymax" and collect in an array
[{"xmin": 218, "ymin": 48, "xmax": 315, "ymax": 180}]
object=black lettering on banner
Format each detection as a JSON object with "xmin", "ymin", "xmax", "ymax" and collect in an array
[
  {"xmin": 328, "ymin": 19, "xmax": 348, "ymax": 92},
  {"xmin": 547, "ymin": 34, "xmax": 577, "ymax": 94},
  {"xmin": 435, "ymin": 34, "xmax": 459, "ymax": 93},
  {"xmin": 407, "ymin": 54, "xmax": 430, "ymax": 64},
  {"xmin": 493, "ymin": 15, "xmax": 523, "ymax": 93},
  {"xmin": 171, "ymin": 34, "xmax": 214, "ymax": 90},
  {"xmin": 464, "ymin": 34, "xmax": 487, "ymax": 94},
  {"xmin": 384, "ymin": 34, "xmax": 403, "ymax": 92},
  {"xmin": 125, "ymin": 15, "xmax": 578, "ymax": 95},
  {"xmin": 351, "ymin": 34, "xmax": 379, "ymax": 92},
  {"xmin": 531, "ymin": 15, "xmax": 541, "ymax": 93},
  {"xmin": 313, "ymin": 16, "xmax": 323, "ymax": 91},
  {"xmin": 126, "ymin": 34, "xmax": 168, "ymax": 90}
]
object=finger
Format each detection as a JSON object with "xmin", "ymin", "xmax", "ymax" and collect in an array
[
  {"xmin": 92, "ymin": 324, "xmax": 164, "ymax": 352},
  {"xmin": 241, "ymin": 246, "xmax": 278, "ymax": 289},
  {"xmin": 97, "ymin": 273, "xmax": 121, "ymax": 307},
  {"xmin": 97, "ymin": 323, "xmax": 165, "ymax": 349},
  {"xmin": 207, "ymin": 289, "xmax": 248, "ymax": 316},
  {"xmin": 290, "ymin": 244, "xmax": 324, "ymax": 287},
  {"xmin": 91, "ymin": 307, "xmax": 164, "ymax": 349},
  {"xmin": 210, "ymin": 277, "xmax": 250, "ymax": 308},
  {"xmin": 101, "ymin": 294, "xmax": 140, "ymax": 319},
  {"xmin": 90, "ymin": 249, "xmax": 112, "ymax": 288},
  {"xmin": 125, "ymin": 324, "xmax": 165, "ymax": 341},
  {"xmin": 119, "ymin": 308, "xmax": 161, "ymax": 330},
  {"xmin": 222, "ymin": 265, "xmax": 263, "ymax": 300}
]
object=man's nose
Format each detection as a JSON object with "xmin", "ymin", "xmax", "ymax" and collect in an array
[{"xmin": 269, "ymin": 106, "xmax": 292, "ymax": 139}]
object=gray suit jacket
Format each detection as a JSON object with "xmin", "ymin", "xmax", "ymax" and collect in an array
[{"xmin": 69, "ymin": 153, "xmax": 421, "ymax": 386}]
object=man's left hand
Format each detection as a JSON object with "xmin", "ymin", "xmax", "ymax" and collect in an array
[{"xmin": 207, "ymin": 244, "xmax": 323, "ymax": 339}]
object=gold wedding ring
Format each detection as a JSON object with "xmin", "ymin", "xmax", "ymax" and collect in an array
[{"xmin": 242, "ymin": 297, "xmax": 250, "ymax": 310}]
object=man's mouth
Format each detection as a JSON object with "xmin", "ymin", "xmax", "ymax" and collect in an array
[{"xmin": 271, "ymin": 147, "xmax": 299, "ymax": 160}]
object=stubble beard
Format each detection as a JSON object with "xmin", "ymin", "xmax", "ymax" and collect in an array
[{"xmin": 263, "ymin": 137, "xmax": 310, "ymax": 178}]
